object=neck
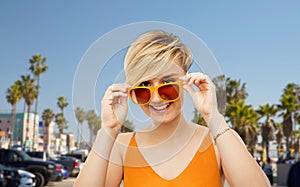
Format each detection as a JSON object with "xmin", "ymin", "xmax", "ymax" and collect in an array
[{"xmin": 140, "ymin": 113, "xmax": 192, "ymax": 145}]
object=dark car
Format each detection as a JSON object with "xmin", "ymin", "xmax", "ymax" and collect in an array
[
  {"xmin": 26, "ymin": 151, "xmax": 48, "ymax": 161},
  {"xmin": 64, "ymin": 152, "xmax": 86, "ymax": 162},
  {"xmin": 0, "ymin": 149, "xmax": 57, "ymax": 187},
  {"xmin": 0, "ymin": 170, "xmax": 7, "ymax": 187},
  {"xmin": 0, "ymin": 164, "xmax": 21, "ymax": 187},
  {"xmin": 54, "ymin": 163, "xmax": 64, "ymax": 181},
  {"xmin": 49, "ymin": 155, "xmax": 80, "ymax": 177}
]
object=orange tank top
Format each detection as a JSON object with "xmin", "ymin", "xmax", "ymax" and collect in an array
[{"xmin": 124, "ymin": 132, "xmax": 223, "ymax": 187}]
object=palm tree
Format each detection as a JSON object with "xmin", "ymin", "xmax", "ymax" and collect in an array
[
  {"xmin": 225, "ymin": 78, "xmax": 248, "ymax": 104},
  {"xmin": 42, "ymin": 108, "xmax": 55, "ymax": 152},
  {"xmin": 192, "ymin": 108, "xmax": 207, "ymax": 126},
  {"xmin": 29, "ymin": 54, "xmax": 48, "ymax": 151},
  {"xmin": 6, "ymin": 80, "xmax": 22, "ymax": 147},
  {"xmin": 86, "ymin": 110, "xmax": 100, "ymax": 145},
  {"xmin": 55, "ymin": 113, "xmax": 68, "ymax": 135},
  {"xmin": 278, "ymin": 83, "xmax": 300, "ymax": 151},
  {"xmin": 56, "ymin": 96, "xmax": 68, "ymax": 152},
  {"xmin": 57, "ymin": 96, "xmax": 68, "ymax": 115},
  {"xmin": 55, "ymin": 112, "xmax": 68, "ymax": 152},
  {"xmin": 256, "ymin": 104, "xmax": 278, "ymax": 159},
  {"xmin": 212, "ymin": 75, "xmax": 226, "ymax": 114},
  {"xmin": 20, "ymin": 75, "xmax": 38, "ymax": 150},
  {"xmin": 276, "ymin": 122, "xmax": 284, "ymax": 158},
  {"xmin": 226, "ymin": 100, "xmax": 259, "ymax": 155},
  {"xmin": 225, "ymin": 78, "xmax": 249, "ymax": 126},
  {"xmin": 75, "ymin": 107, "xmax": 85, "ymax": 149},
  {"xmin": 92, "ymin": 117, "xmax": 101, "ymax": 138},
  {"xmin": 224, "ymin": 77, "xmax": 259, "ymax": 155}
]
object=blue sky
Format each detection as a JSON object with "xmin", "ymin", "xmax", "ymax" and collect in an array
[{"xmin": 0, "ymin": 1, "xmax": 299, "ymax": 141}]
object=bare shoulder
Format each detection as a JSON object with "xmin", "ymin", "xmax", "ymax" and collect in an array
[
  {"xmin": 116, "ymin": 132, "xmax": 134, "ymax": 145},
  {"xmin": 192, "ymin": 123, "xmax": 210, "ymax": 137},
  {"xmin": 109, "ymin": 132, "xmax": 134, "ymax": 164},
  {"xmin": 195, "ymin": 124, "xmax": 209, "ymax": 133}
]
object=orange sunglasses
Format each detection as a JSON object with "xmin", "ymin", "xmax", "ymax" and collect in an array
[{"xmin": 128, "ymin": 82, "xmax": 182, "ymax": 105}]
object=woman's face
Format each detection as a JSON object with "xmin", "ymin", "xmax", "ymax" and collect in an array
[{"xmin": 137, "ymin": 64, "xmax": 186, "ymax": 124}]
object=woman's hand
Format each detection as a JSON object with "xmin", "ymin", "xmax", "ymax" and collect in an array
[
  {"xmin": 101, "ymin": 83, "xmax": 130, "ymax": 132},
  {"xmin": 180, "ymin": 72, "xmax": 220, "ymax": 124}
]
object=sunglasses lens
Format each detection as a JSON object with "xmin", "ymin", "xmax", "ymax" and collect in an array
[
  {"xmin": 130, "ymin": 88, "xmax": 151, "ymax": 104},
  {"xmin": 158, "ymin": 84, "xmax": 180, "ymax": 101}
]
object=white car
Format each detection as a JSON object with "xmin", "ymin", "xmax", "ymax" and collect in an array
[{"xmin": 18, "ymin": 169, "xmax": 36, "ymax": 187}]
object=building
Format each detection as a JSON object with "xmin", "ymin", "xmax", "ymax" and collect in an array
[
  {"xmin": 54, "ymin": 133, "xmax": 67, "ymax": 154},
  {"xmin": 0, "ymin": 113, "xmax": 39, "ymax": 150},
  {"xmin": 41, "ymin": 121, "xmax": 55, "ymax": 154},
  {"xmin": 67, "ymin": 133, "xmax": 75, "ymax": 152}
]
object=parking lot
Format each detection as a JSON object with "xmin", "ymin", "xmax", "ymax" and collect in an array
[{"xmin": 46, "ymin": 177, "xmax": 75, "ymax": 187}]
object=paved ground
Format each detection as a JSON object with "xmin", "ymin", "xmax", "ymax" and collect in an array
[{"xmin": 46, "ymin": 177, "xmax": 75, "ymax": 187}]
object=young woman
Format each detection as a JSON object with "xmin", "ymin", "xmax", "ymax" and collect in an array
[{"xmin": 74, "ymin": 30, "xmax": 270, "ymax": 187}]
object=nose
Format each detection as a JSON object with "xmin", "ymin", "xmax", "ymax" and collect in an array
[{"xmin": 151, "ymin": 90, "xmax": 162, "ymax": 103}]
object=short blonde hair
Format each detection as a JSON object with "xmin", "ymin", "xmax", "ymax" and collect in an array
[{"xmin": 124, "ymin": 30, "xmax": 193, "ymax": 86}]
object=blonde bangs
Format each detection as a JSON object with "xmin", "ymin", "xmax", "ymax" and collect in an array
[{"xmin": 124, "ymin": 30, "xmax": 193, "ymax": 86}]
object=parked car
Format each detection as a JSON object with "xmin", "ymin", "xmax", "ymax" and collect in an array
[
  {"xmin": 0, "ymin": 164, "xmax": 21, "ymax": 187},
  {"xmin": 55, "ymin": 163, "xmax": 66, "ymax": 182},
  {"xmin": 49, "ymin": 155, "xmax": 80, "ymax": 177},
  {"xmin": 61, "ymin": 167, "xmax": 69, "ymax": 179},
  {"xmin": 0, "ymin": 170, "xmax": 7, "ymax": 187},
  {"xmin": 0, "ymin": 149, "xmax": 57, "ymax": 187},
  {"xmin": 26, "ymin": 151, "xmax": 48, "ymax": 161},
  {"xmin": 64, "ymin": 152, "xmax": 86, "ymax": 162},
  {"xmin": 27, "ymin": 151, "xmax": 79, "ymax": 177},
  {"xmin": 18, "ymin": 169, "xmax": 36, "ymax": 187}
]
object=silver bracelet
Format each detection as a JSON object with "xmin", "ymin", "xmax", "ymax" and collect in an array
[{"xmin": 213, "ymin": 127, "xmax": 231, "ymax": 142}]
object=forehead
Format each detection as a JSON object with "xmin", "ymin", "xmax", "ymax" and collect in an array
[
  {"xmin": 157, "ymin": 67, "xmax": 185, "ymax": 79},
  {"xmin": 126, "ymin": 58, "xmax": 186, "ymax": 86},
  {"xmin": 141, "ymin": 62, "xmax": 185, "ymax": 80}
]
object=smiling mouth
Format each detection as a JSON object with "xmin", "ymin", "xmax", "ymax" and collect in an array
[{"xmin": 150, "ymin": 103, "xmax": 171, "ymax": 112}]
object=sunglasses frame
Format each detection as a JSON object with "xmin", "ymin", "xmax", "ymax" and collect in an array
[{"xmin": 128, "ymin": 82, "xmax": 183, "ymax": 105}]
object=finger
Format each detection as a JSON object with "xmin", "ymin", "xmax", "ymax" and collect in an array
[
  {"xmin": 104, "ymin": 84, "xmax": 129, "ymax": 100},
  {"xmin": 187, "ymin": 73, "xmax": 209, "ymax": 91},
  {"xmin": 189, "ymin": 73, "xmax": 207, "ymax": 85},
  {"xmin": 179, "ymin": 75, "xmax": 188, "ymax": 83},
  {"xmin": 182, "ymin": 83, "xmax": 196, "ymax": 96},
  {"xmin": 119, "ymin": 94, "xmax": 128, "ymax": 106},
  {"xmin": 110, "ymin": 84, "xmax": 130, "ymax": 93},
  {"xmin": 107, "ymin": 92, "xmax": 128, "ymax": 105}
]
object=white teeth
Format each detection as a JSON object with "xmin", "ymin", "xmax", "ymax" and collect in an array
[{"xmin": 152, "ymin": 104, "xmax": 169, "ymax": 110}]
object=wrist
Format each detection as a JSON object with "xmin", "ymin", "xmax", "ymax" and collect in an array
[
  {"xmin": 208, "ymin": 113, "xmax": 228, "ymax": 136},
  {"xmin": 102, "ymin": 126, "xmax": 120, "ymax": 137},
  {"xmin": 213, "ymin": 126, "xmax": 231, "ymax": 143},
  {"xmin": 92, "ymin": 128, "xmax": 117, "ymax": 159}
]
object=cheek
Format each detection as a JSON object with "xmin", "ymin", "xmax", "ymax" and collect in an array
[
  {"xmin": 140, "ymin": 105, "xmax": 151, "ymax": 116},
  {"xmin": 174, "ymin": 97, "xmax": 184, "ymax": 112}
]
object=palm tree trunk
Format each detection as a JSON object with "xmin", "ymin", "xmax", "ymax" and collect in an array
[
  {"xmin": 9, "ymin": 105, "xmax": 16, "ymax": 148},
  {"xmin": 89, "ymin": 127, "xmax": 93, "ymax": 146},
  {"xmin": 44, "ymin": 124, "xmax": 49, "ymax": 152},
  {"xmin": 59, "ymin": 130, "xmax": 62, "ymax": 153},
  {"xmin": 23, "ymin": 101, "xmax": 26, "ymax": 114},
  {"xmin": 266, "ymin": 138, "xmax": 270, "ymax": 159},
  {"xmin": 77, "ymin": 122, "xmax": 84, "ymax": 149},
  {"xmin": 25, "ymin": 105, "xmax": 31, "ymax": 151},
  {"xmin": 32, "ymin": 76, "xmax": 40, "ymax": 151}
]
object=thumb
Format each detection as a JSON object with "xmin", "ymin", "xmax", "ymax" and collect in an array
[{"xmin": 119, "ymin": 95, "xmax": 128, "ymax": 106}]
